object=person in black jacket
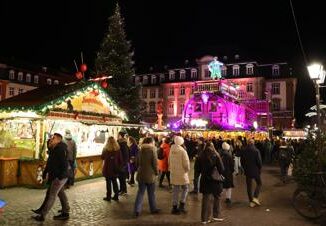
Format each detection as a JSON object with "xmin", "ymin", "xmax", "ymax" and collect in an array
[
  {"xmin": 221, "ymin": 142, "xmax": 234, "ymax": 206},
  {"xmin": 197, "ymin": 141, "xmax": 225, "ymax": 224},
  {"xmin": 32, "ymin": 133, "xmax": 70, "ymax": 222},
  {"xmin": 117, "ymin": 131, "xmax": 130, "ymax": 195},
  {"xmin": 240, "ymin": 139, "xmax": 263, "ymax": 208}
]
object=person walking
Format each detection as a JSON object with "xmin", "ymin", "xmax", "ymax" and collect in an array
[
  {"xmin": 221, "ymin": 142, "xmax": 234, "ymax": 206},
  {"xmin": 190, "ymin": 137, "xmax": 205, "ymax": 194},
  {"xmin": 127, "ymin": 136, "xmax": 139, "ymax": 186},
  {"xmin": 241, "ymin": 139, "xmax": 263, "ymax": 207},
  {"xmin": 117, "ymin": 131, "xmax": 129, "ymax": 195},
  {"xmin": 169, "ymin": 136, "xmax": 190, "ymax": 214},
  {"xmin": 32, "ymin": 133, "xmax": 70, "ymax": 222},
  {"xmin": 233, "ymin": 138, "xmax": 243, "ymax": 175},
  {"xmin": 64, "ymin": 130, "xmax": 77, "ymax": 187},
  {"xmin": 278, "ymin": 140, "xmax": 294, "ymax": 183},
  {"xmin": 101, "ymin": 137, "xmax": 122, "ymax": 202},
  {"xmin": 197, "ymin": 141, "xmax": 225, "ymax": 224},
  {"xmin": 158, "ymin": 137, "xmax": 171, "ymax": 188},
  {"xmin": 134, "ymin": 137, "xmax": 160, "ymax": 217}
]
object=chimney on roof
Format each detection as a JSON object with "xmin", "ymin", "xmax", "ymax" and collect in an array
[
  {"xmin": 149, "ymin": 66, "xmax": 153, "ymax": 72},
  {"xmin": 223, "ymin": 56, "xmax": 228, "ymax": 61},
  {"xmin": 164, "ymin": 65, "xmax": 168, "ymax": 70},
  {"xmin": 185, "ymin": 59, "xmax": 189, "ymax": 65},
  {"xmin": 42, "ymin": 66, "xmax": 48, "ymax": 72},
  {"xmin": 234, "ymin": 54, "xmax": 240, "ymax": 60}
]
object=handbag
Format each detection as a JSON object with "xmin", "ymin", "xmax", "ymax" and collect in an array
[{"xmin": 211, "ymin": 166, "xmax": 224, "ymax": 182}]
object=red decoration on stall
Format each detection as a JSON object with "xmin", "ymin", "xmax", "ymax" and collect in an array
[
  {"xmin": 75, "ymin": 71, "xmax": 83, "ymax": 80},
  {"xmin": 90, "ymin": 90, "xmax": 99, "ymax": 96},
  {"xmin": 80, "ymin": 64, "xmax": 87, "ymax": 72},
  {"xmin": 101, "ymin": 80, "xmax": 108, "ymax": 88}
]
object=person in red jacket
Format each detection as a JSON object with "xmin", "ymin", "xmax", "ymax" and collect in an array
[{"xmin": 158, "ymin": 137, "xmax": 171, "ymax": 188}]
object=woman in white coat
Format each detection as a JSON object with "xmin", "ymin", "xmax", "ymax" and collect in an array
[{"xmin": 168, "ymin": 136, "xmax": 190, "ymax": 214}]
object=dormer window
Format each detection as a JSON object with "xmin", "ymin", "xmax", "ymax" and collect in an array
[
  {"xmin": 191, "ymin": 69, "xmax": 197, "ymax": 79},
  {"xmin": 160, "ymin": 74, "xmax": 165, "ymax": 82},
  {"xmin": 272, "ymin": 65, "xmax": 280, "ymax": 76},
  {"xmin": 9, "ymin": 70, "xmax": 15, "ymax": 79},
  {"xmin": 47, "ymin": 78, "xmax": 52, "ymax": 85},
  {"xmin": 135, "ymin": 76, "xmax": 140, "ymax": 85},
  {"xmin": 222, "ymin": 66, "xmax": 227, "ymax": 76},
  {"xmin": 180, "ymin": 70, "xmax": 186, "ymax": 80},
  {"xmin": 232, "ymin": 65, "xmax": 240, "ymax": 76},
  {"xmin": 151, "ymin": 75, "xmax": 157, "ymax": 84},
  {"xmin": 246, "ymin": 64, "xmax": 254, "ymax": 75},
  {"xmin": 143, "ymin": 76, "xmax": 148, "ymax": 85},
  {"xmin": 26, "ymin": 73, "xmax": 31, "ymax": 82},
  {"xmin": 54, "ymin": 80, "xmax": 59, "ymax": 85},
  {"xmin": 18, "ymin": 72, "xmax": 23, "ymax": 81},
  {"xmin": 34, "ymin": 75, "xmax": 39, "ymax": 84},
  {"xmin": 169, "ymin": 70, "xmax": 175, "ymax": 80}
]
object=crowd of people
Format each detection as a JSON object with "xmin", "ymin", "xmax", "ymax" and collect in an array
[{"xmin": 31, "ymin": 130, "xmax": 303, "ymax": 224}]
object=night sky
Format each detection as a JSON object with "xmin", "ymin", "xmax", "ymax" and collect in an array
[{"xmin": 0, "ymin": 0, "xmax": 326, "ymax": 126}]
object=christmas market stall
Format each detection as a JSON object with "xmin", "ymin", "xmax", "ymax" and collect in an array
[{"xmin": 0, "ymin": 81, "xmax": 129, "ymax": 188}]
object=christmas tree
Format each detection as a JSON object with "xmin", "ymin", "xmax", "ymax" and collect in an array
[{"xmin": 95, "ymin": 3, "xmax": 142, "ymax": 122}]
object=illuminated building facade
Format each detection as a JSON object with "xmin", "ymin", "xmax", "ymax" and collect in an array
[{"xmin": 136, "ymin": 55, "xmax": 297, "ymax": 130}]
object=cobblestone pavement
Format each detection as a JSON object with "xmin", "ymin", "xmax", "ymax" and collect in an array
[{"xmin": 0, "ymin": 165, "xmax": 319, "ymax": 226}]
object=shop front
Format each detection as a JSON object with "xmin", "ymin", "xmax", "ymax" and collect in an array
[{"xmin": 0, "ymin": 82, "xmax": 131, "ymax": 188}]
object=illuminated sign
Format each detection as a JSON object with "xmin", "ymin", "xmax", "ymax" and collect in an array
[{"xmin": 208, "ymin": 57, "xmax": 224, "ymax": 79}]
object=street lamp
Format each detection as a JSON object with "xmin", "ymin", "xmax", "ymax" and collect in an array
[{"xmin": 307, "ymin": 63, "xmax": 325, "ymax": 134}]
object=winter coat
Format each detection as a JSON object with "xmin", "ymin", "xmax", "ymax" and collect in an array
[
  {"xmin": 118, "ymin": 138, "xmax": 130, "ymax": 170},
  {"xmin": 128, "ymin": 143, "xmax": 139, "ymax": 173},
  {"xmin": 240, "ymin": 144, "xmax": 262, "ymax": 178},
  {"xmin": 101, "ymin": 149, "xmax": 122, "ymax": 178},
  {"xmin": 221, "ymin": 150, "xmax": 234, "ymax": 188},
  {"xmin": 64, "ymin": 139, "xmax": 77, "ymax": 161},
  {"xmin": 47, "ymin": 142, "xmax": 68, "ymax": 181},
  {"xmin": 168, "ymin": 144, "xmax": 190, "ymax": 185},
  {"xmin": 158, "ymin": 142, "xmax": 170, "ymax": 172},
  {"xmin": 136, "ymin": 143, "xmax": 158, "ymax": 184},
  {"xmin": 197, "ymin": 147, "xmax": 224, "ymax": 195}
]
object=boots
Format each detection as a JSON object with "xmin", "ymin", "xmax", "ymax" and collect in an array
[
  {"xmin": 171, "ymin": 205, "xmax": 180, "ymax": 215},
  {"xmin": 178, "ymin": 202, "xmax": 187, "ymax": 214}
]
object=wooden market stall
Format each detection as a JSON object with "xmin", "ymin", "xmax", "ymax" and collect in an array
[{"xmin": 0, "ymin": 81, "xmax": 129, "ymax": 188}]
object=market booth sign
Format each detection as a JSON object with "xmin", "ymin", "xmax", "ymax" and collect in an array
[{"xmin": 0, "ymin": 82, "xmax": 128, "ymax": 188}]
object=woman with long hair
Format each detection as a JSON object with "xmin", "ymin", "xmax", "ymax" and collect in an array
[
  {"xmin": 101, "ymin": 136, "xmax": 122, "ymax": 202},
  {"xmin": 128, "ymin": 136, "xmax": 139, "ymax": 186}
]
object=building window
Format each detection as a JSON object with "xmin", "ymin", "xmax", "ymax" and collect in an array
[
  {"xmin": 158, "ymin": 89, "xmax": 163, "ymax": 98},
  {"xmin": 150, "ymin": 89, "xmax": 156, "ymax": 98},
  {"xmin": 180, "ymin": 70, "xmax": 186, "ymax": 80},
  {"xmin": 34, "ymin": 75, "xmax": 39, "ymax": 84},
  {"xmin": 54, "ymin": 80, "xmax": 59, "ymax": 85},
  {"xmin": 169, "ymin": 87, "xmax": 174, "ymax": 96},
  {"xmin": 191, "ymin": 69, "xmax": 197, "ymax": 79},
  {"xmin": 232, "ymin": 65, "xmax": 240, "ymax": 76},
  {"xmin": 9, "ymin": 70, "xmax": 15, "ymax": 79},
  {"xmin": 209, "ymin": 102, "xmax": 217, "ymax": 112},
  {"xmin": 169, "ymin": 71, "xmax": 175, "ymax": 80},
  {"xmin": 179, "ymin": 103, "xmax": 184, "ymax": 115},
  {"xmin": 222, "ymin": 66, "xmax": 227, "ymax": 76},
  {"xmin": 18, "ymin": 72, "xmax": 23, "ymax": 81},
  {"xmin": 143, "ymin": 76, "xmax": 148, "ymax": 85},
  {"xmin": 18, "ymin": 88, "xmax": 24, "ymax": 94},
  {"xmin": 168, "ymin": 103, "xmax": 174, "ymax": 114},
  {"xmin": 191, "ymin": 86, "xmax": 195, "ymax": 94},
  {"xmin": 246, "ymin": 64, "xmax": 254, "ymax": 75},
  {"xmin": 180, "ymin": 86, "xmax": 185, "ymax": 95},
  {"xmin": 151, "ymin": 75, "xmax": 157, "ymax": 84},
  {"xmin": 271, "ymin": 83, "xmax": 280, "ymax": 95},
  {"xmin": 272, "ymin": 65, "xmax": 280, "ymax": 76},
  {"xmin": 47, "ymin": 78, "xmax": 52, "ymax": 85},
  {"xmin": 272, "ymin": 98, "xmax": 281, "ymax": 111},
  {"xmin": 160, "ymin": 74, "xmax": 165, "ymax": 82},
  {"xmin": 26, "ymin": 73, "xmax": 31, "ymax": 83},
  {"xmin": 149, "ymin": 102, "xmax": 156, "ymax": 113},
  {"xmin": 195, "ymin": 103, "xmax": 202, "ymax": 112},
  {"xmin": 142, "ymin": 89, "xmax": 147, "ymax": 99},
  {"xmin": 9, "ymin": 87, "xmax": 15, "ymax": 96},
  {"xmin": 135, "ymin": 76, "xmax": 140, "ymax": 85},
  {"xmin": 246, "ymin": 82, "xmax": 253, "ymax": 92},
  {"xmin": 204, "ymin": 69, "xmax": 210, "ymax": 78}
]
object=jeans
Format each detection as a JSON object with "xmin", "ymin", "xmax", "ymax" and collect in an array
[
  {"xmin": 172, "ymin": 184, "xmax": 189, "ymax": 206},
  {"xmin": 279, "ymin": 161, "xmax": 289, "ymax": 182},
  {"xmin": 201, "ymin": 193, "xmax": 221, "ymax": 222},
  {"xmin": 105, "ymin": 177, "xmax": 119, "ymax": 199},
  {"xmin": 41, "ymin": 178, "xmax": 69, "ymax": 217},
  {"xmin": 234, "ymin": 156, "xmax": 241, "ymax": 174},
  {"xmin": 159, "ymin": 171, "xmax": 170, "ymax": 186},
  {"xmin": 245, "ymin": 176, "xmax": 262, "ymax": 202},
  {"xmin": 134, "ymin": 182, "xmax": 157, "ymax": 214}
]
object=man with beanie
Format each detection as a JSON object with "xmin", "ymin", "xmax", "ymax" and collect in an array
[
  {"xmin": 241, "ymin": 139, "xmax": 263, "ymax": 207},
  {"xmin": 118, "ymin": 131, "xmax": 130, "ymax": 195},
  {"xmin": 168, "ymin": 136, "xmax": 190, "ymax": 214}
]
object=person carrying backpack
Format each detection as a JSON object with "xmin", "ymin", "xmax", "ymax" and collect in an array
[{"xmin": 278, "ymin": 140, "xmax": 294, "ymax": 183}]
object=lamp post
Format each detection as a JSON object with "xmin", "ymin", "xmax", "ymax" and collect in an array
[{"xmin": 307, "ymin": 63, "xmax": 325, "ymax": 167}]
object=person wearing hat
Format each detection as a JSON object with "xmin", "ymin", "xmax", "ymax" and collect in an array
[
  {"xmin": 221, "ymin": 142, "xmax": 234, "ymax": 206},
  {"xmin": 64, "ymin": 130, "xmax": 77, "ymax": 187}
]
